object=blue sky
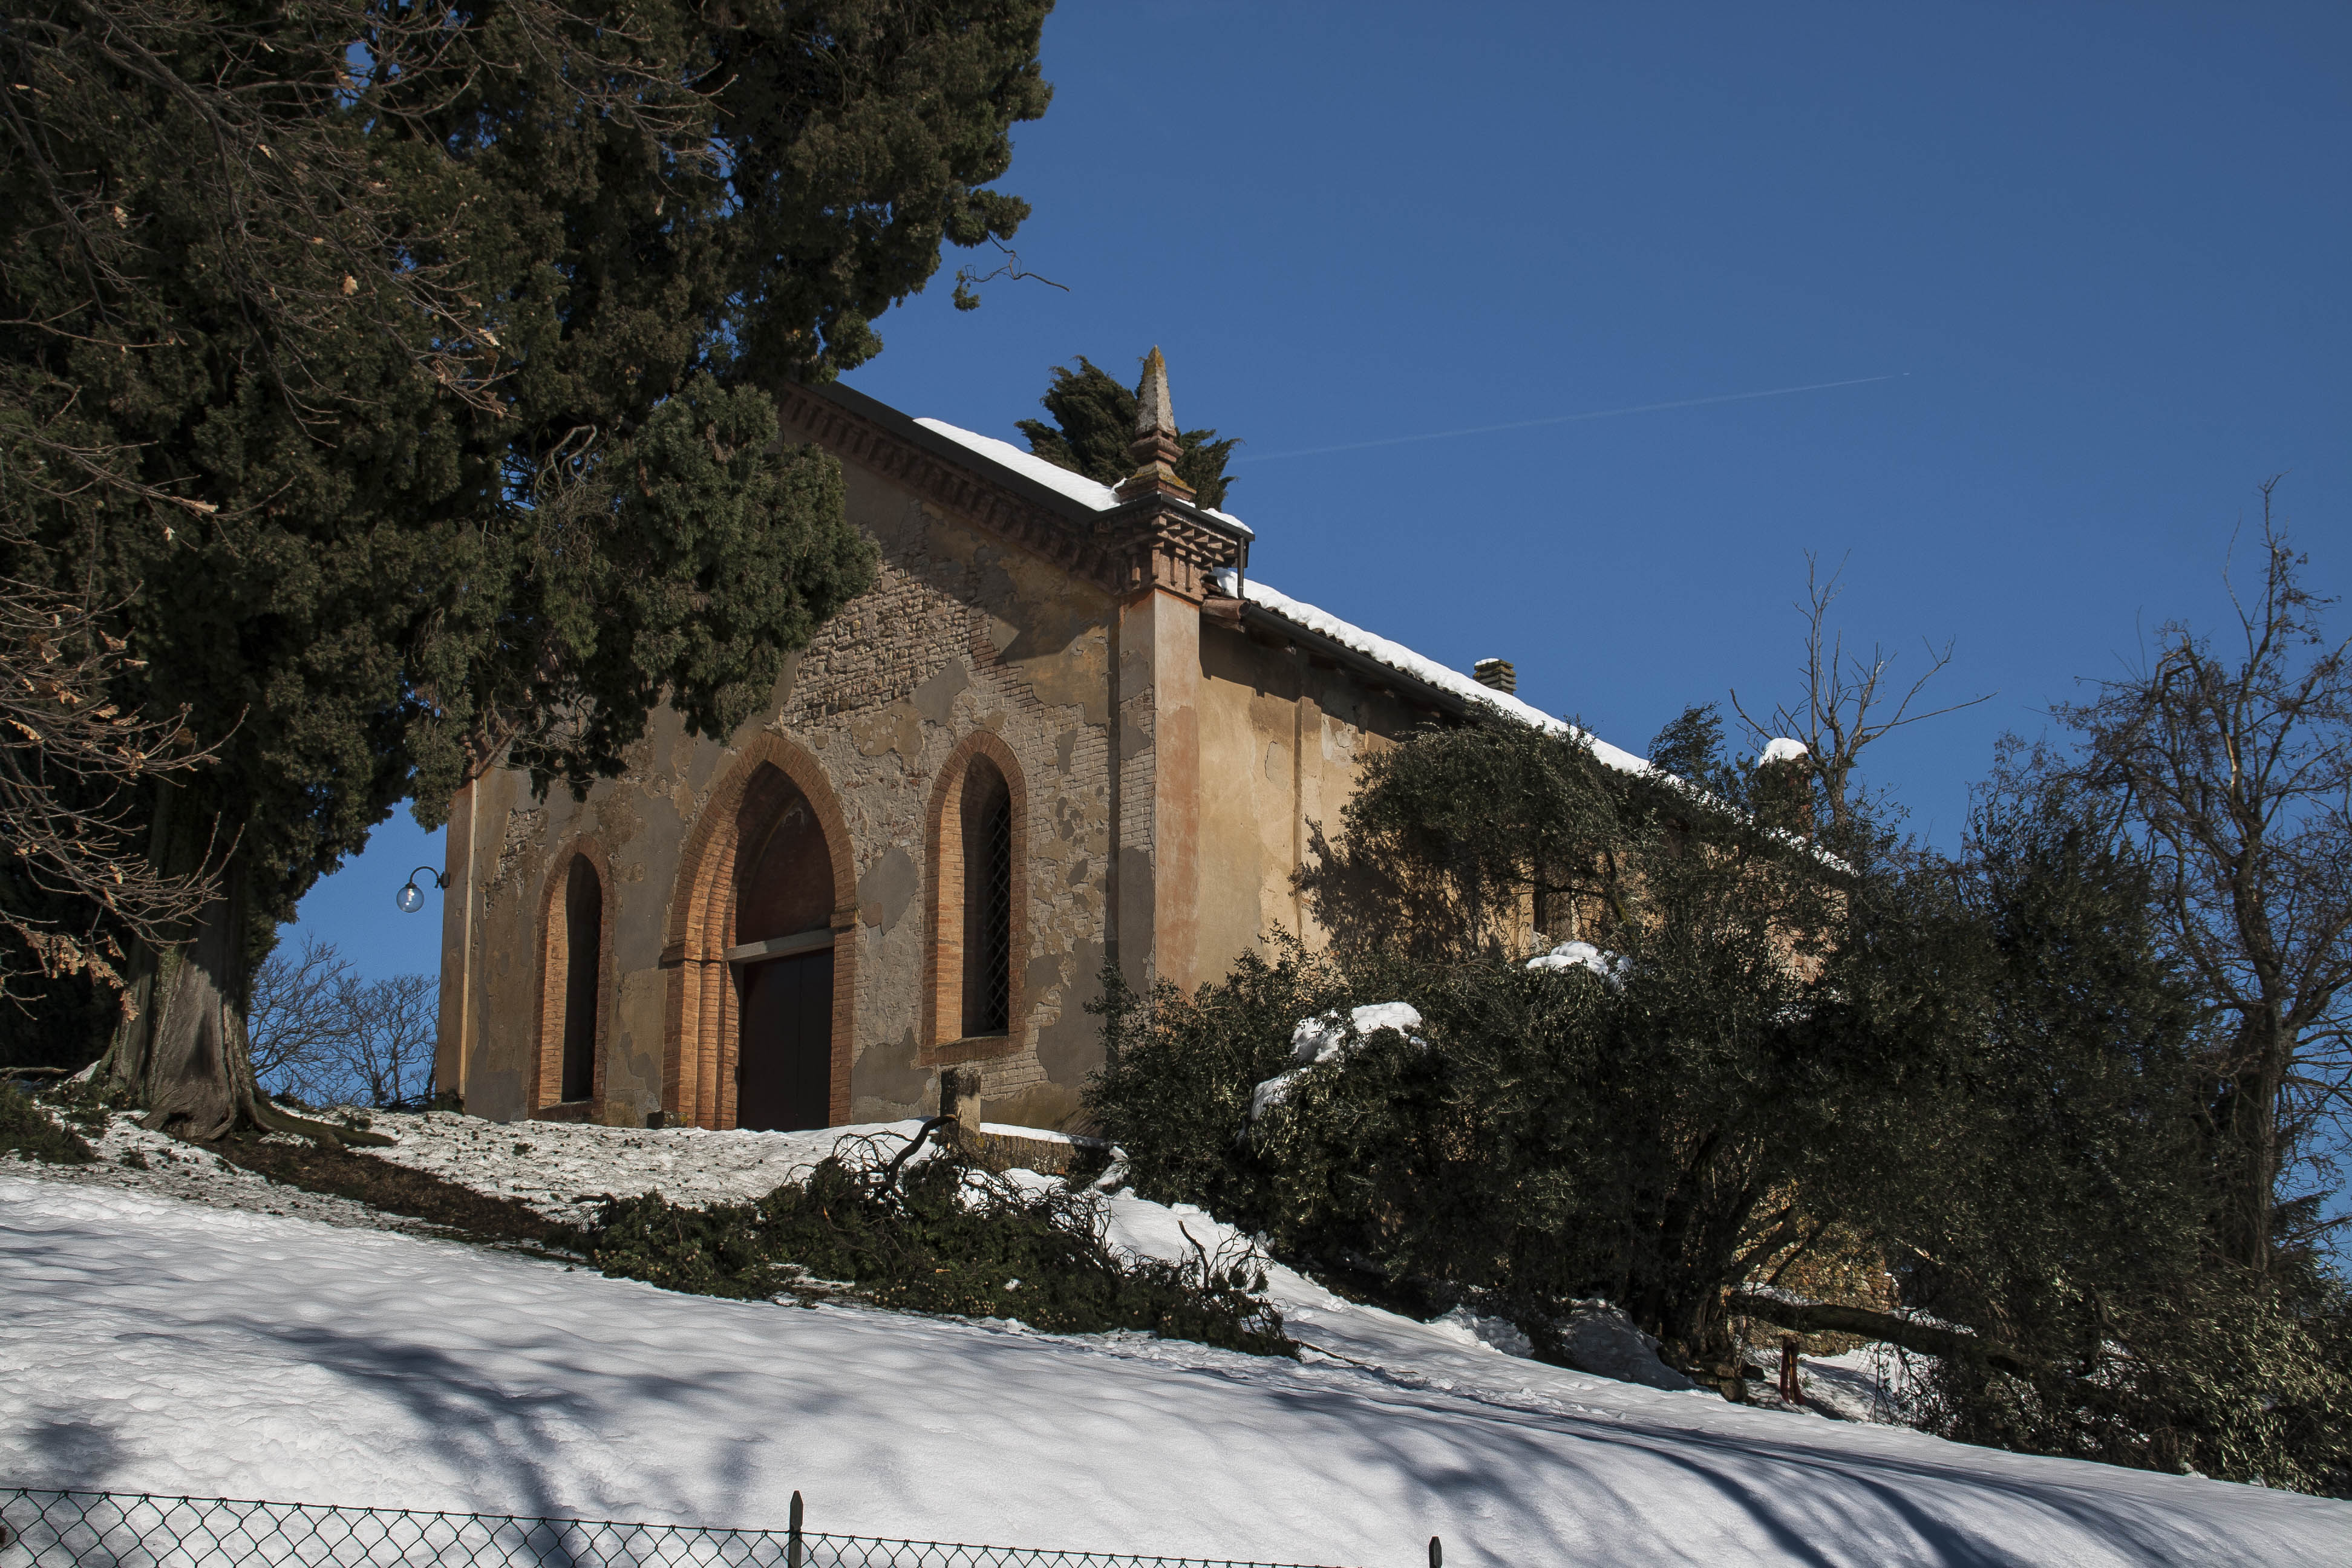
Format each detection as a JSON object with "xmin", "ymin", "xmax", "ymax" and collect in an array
[{"xmin": 304, "ymin": 1, "xmax": 2350, "ymax": 982}]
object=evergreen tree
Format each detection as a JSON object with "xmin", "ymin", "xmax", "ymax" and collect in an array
[
  {"xmin": 1645, "ymin": 704, "xmax": 1729, "ymax": 789},
  {"xmin": 0, "ymin": 0, "xmax": 1053, "ymax": 1138},
  {"xmin": 1016, "ymin": 356, "xmax": 1241, "ymax": 509},
  {"xmin": 1095, "ymin": 712, "xmax": 2352, "ymax": 1489},
  {"xmin": 1790, "ymin": 759, "xmax": 2352, "ymax": 1492}
]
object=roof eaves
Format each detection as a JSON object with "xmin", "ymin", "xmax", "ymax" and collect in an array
[
  {"xmin": 805, "ymin": 381, "xmax": 1255, "ymax": 560},
  {"xmin": 802, "ymin": 379, "xmax": 1108, "ymax": 529},
  {"xmin": 1233, "ymin": 598, "xmax": 1481, "ymax": 722}
]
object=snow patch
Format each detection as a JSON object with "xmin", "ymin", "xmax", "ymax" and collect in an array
[
  {"xmin": 1207, "ymin": 572, "xmax": 1655, "ymax": 776},
  {"xmin": 1759, "ymin": 737, "xmax": 1810, "ymax": 766},
  {"xmin": 907, "ymin": 419, "xmax": 1256, "ymax": 539},
  {"xmin": 1795, "ymin": 1342, "xmax": 1932, "ymax": 1426},
  {"xmin": 1429, "ymin": 1305, "xmax": 1535, "ymax": 1360},
  {"xmin": 1250, "ymin": 1004, "xmax": 1426, "ymax": 1120},
  {"xmin": 1552, "ymin": 1299, "xmax": 1700, "ymax": 1392},
  {"xmin": 13, "ymin": 1171, "xmax": 2328, "ymax": 1563},
  {"xmin": 15, "ymin": 1106, "xmax": 945, "ymax": 1231},
  {"xmin": 1527, "ymin": 940, "xmax": 1632, "ymax": 988}
]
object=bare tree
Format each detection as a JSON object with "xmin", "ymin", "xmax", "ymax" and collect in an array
[
  {"xmin": 2057, "ymin": 482, "xmax": 2352, "ymax": 1270},
  {"xmin": 246, "ymin": 935, "xmax": 355, "ymax": 1106},
  {"xmin": 336, "ymin": 972, "xmax": 435, "ymax": 1109},
  {"xmin": 1732, "ymin": 555, "xmax": 1993, "ymax": 835},
  {"xmin": 247, "ymin": 937, "xmax": 437, "ymax": 1111}
]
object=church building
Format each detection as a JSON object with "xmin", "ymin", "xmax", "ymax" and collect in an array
[{"xmin": 428, "ymin": 353, "xmax": 1595, "ymax": 1132}]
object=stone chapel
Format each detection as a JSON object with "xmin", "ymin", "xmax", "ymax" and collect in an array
[{"xmin": 428, "ymin": 351, "xmax": 1593, "ymax": 1133}]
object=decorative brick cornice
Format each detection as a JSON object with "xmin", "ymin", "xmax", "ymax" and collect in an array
[
  {"xmin": 1099, "ymin": 496, "xmax": 1243, "ymax": 604},
  {"xmin": 774, "ymin": 382, "xmax": 1247, "ymax": 601}
]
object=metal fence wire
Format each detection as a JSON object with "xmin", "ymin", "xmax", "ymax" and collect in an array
[{"xmin": 0, "ymin": 1491, "xmax": 1347, "ymax": 1568}]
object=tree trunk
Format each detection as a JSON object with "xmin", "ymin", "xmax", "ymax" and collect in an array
[
  {"xmin": 100, "ymin": 848, "xmax": 389, "ymax": 1148},
  {"xmin": 112, "ymin": 876, "xmax": 244, "ymax": 1139},
  {"xmin": 2215, "ymin": 1010, "xmax": 2285, "ymax": 1272}
]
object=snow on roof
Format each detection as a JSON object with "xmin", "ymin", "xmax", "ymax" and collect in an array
[
  {"xmin": 911, "ymin": 416, "xmax": 1256, "ymax": 538},
  {"xmin": 909, "ymin": 410, "xmax": 1647, "ymax": 775},
  {"xmin": 911, "ymin": 408, "xmax": 1846, "ymax": 866},
  {"xmin": 1218, "ymin": 571, "xmax": 1655, "ymax": 777},
  {"xmin": 914, "ymin": 417, "xmax": 1121, "ymax": 511}
]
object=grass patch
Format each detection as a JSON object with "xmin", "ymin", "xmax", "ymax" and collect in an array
[
  {"xmin": 583, "ymin": 1131, "xmax": 1294, "ymax": 1357},
  {"xmin": 211, "ymin": 1137, "xmax": 573, "ymax": 1248},
  {"xmin": 0, "ymin": 1081, "xmax": 95, "ymax": 1165}
]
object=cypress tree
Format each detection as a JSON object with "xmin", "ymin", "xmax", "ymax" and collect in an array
[
  {"xmin": 1016, "ymin": 355, "xmax": 1241, "ymax": 509},
  {"xmin": 0, "ymin": 0, "xmax": 1053, "ymax": 1138}
]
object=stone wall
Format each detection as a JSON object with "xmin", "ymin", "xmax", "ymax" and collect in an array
[
  {"xmin": 435, "ymin": 405, "xmax": 1448, "ymax": 1137},
  {"xmin": 442, "ymin": 448, "xmax": 1119, "ymax": 1132}
]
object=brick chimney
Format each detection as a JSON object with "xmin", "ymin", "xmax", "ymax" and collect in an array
[
  {"xmin": 1115, "ymin": 347, "xmax": 1197, "ymax": 503},
  {"xmin": 1472, "ymin": 658, "xmax": 1517, "ymax": 694}
]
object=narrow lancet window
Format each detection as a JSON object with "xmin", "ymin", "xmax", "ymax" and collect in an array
[
  {"xmin": 561, "ymin": 856, "xmax": 601, "ymax": 1102},
  {"xmin": 961, "ymin": 760, "xmax": 1013, "ymax": 1037}
]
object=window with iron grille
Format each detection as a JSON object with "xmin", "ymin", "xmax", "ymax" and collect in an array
[{"xmin": 961, "ymin": 762, "xmax": 1014, "ymax": 1037}]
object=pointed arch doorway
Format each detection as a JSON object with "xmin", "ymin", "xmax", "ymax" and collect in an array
[
  {"xmin": 664, "ymin": 738, "xmax": 857, "ymax": 1131},
  {"xmin": 732, "ymin": 773, "xmax": 835, "ymax": 1131}
]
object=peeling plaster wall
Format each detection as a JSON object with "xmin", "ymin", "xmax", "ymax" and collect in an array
[
  {"xmin": 1192, "ymin": 619, "xmax": 1418, "ymax": 988},
  {"xmin": 449, "ymin": 451, "xmax": 1118, "ymax": 1132}
]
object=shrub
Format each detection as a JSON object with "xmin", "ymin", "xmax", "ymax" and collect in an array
[
  {"xmin": 1090, "ymin": 923, "xmax": 1837, "ymax": 1377},
  {"xmin": 0, "ymin": 1080, "xmax": 94, "ymax": 1164}
]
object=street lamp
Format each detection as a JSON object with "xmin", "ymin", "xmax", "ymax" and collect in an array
[{"xmin": 397, "ymin": 866, "xmax": 448, "ymax": 913}]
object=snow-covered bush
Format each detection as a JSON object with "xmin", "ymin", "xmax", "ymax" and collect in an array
[
  {"xmin": 1524, "ymin": 939, "xmax": 1630, "ymax": 987},
  {"xmin": 1248, "ymin": 1002, "xmax": 1426, "ymax": 1121},
  {"xmin": 1089, "ymin": 927, "xmax": 1824, "ymax": 1383},
  {"xmin": 1095, "ymin": 713, "xmax": 2352, "ymax": 1494}
]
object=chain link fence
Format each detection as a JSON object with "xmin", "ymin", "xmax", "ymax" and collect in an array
[{"xmin": 0, "ymin": 1491, "xmax": 1347, "ymax": 1568}]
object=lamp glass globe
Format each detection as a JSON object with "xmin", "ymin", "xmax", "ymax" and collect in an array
[{"xmin": 396, "ymin": 883, "xmax": 424, "ymax": 914}]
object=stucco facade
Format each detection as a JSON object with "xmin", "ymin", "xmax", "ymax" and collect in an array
[{"xmin": 430, "ymin": 364, "xmax": 1487, "ymax": 1133}]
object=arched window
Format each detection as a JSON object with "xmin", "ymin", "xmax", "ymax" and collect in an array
[
  {"xmin": 926, "ymin": 736, "xmax": 1025, "ymax": 1056},
  {"xmin": 538, "ymin": 850, "xmax": 605, "ymax": 1111},
  {"xmin": 560, "ymin": 856, "xmax": 602, "ymax": 1102},
  {"xmin": 960, "ymin": 757, "xmax": 1014, "ymax": 1037}
]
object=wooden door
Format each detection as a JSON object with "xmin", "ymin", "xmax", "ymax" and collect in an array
[{"xmin": 736, "ymin": 947, "xmax": 834, "ymax": 1132}]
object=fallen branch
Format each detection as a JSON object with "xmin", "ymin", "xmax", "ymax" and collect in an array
[{"xmin": 1726, "ymin": 1289, "xmax": 2042, "ymax": 1380}]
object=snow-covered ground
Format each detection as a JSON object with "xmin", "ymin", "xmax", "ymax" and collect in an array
[{"xmin": 7, "ymin": 1119, "xmax": 2348, "ymax": 1566}]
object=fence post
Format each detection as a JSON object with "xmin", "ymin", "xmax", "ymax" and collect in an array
[
  {"xmin": 788, "ymin": 1491, "xmax": 803, "ymax": 1568},
  {"xmin": 1428, "ymin": 1535, "xmax": 1442, "ymax": 1567},
  {"xmin": 1780, "ymin": 1335, "xmax": 1801, "ymax": 1403}
]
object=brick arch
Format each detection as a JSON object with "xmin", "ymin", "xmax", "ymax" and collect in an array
[
  {"xmin": 663, "ymin": 733, "xmax": 858, "ymax": 1129},
  {"xmin": 921, "ymin": 728, "xmax": 1030, "ymax": 1065},
  {"xmin": 532, "ymin": 837, "xmax": 616, "ymax": 1117}
]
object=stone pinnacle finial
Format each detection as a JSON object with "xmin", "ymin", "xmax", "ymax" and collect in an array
[
  {"xmin": 1135, "ymin": 345, "xmax": 1176, "ymax": 439},
  {"xmin": 1119, "ymin": 344, "xmax": 1195, "ymax": 502}
]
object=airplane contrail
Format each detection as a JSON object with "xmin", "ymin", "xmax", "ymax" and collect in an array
[{"xmin": 1232, "ymin": 373, "xmax": 1907, "ymax": 463}]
